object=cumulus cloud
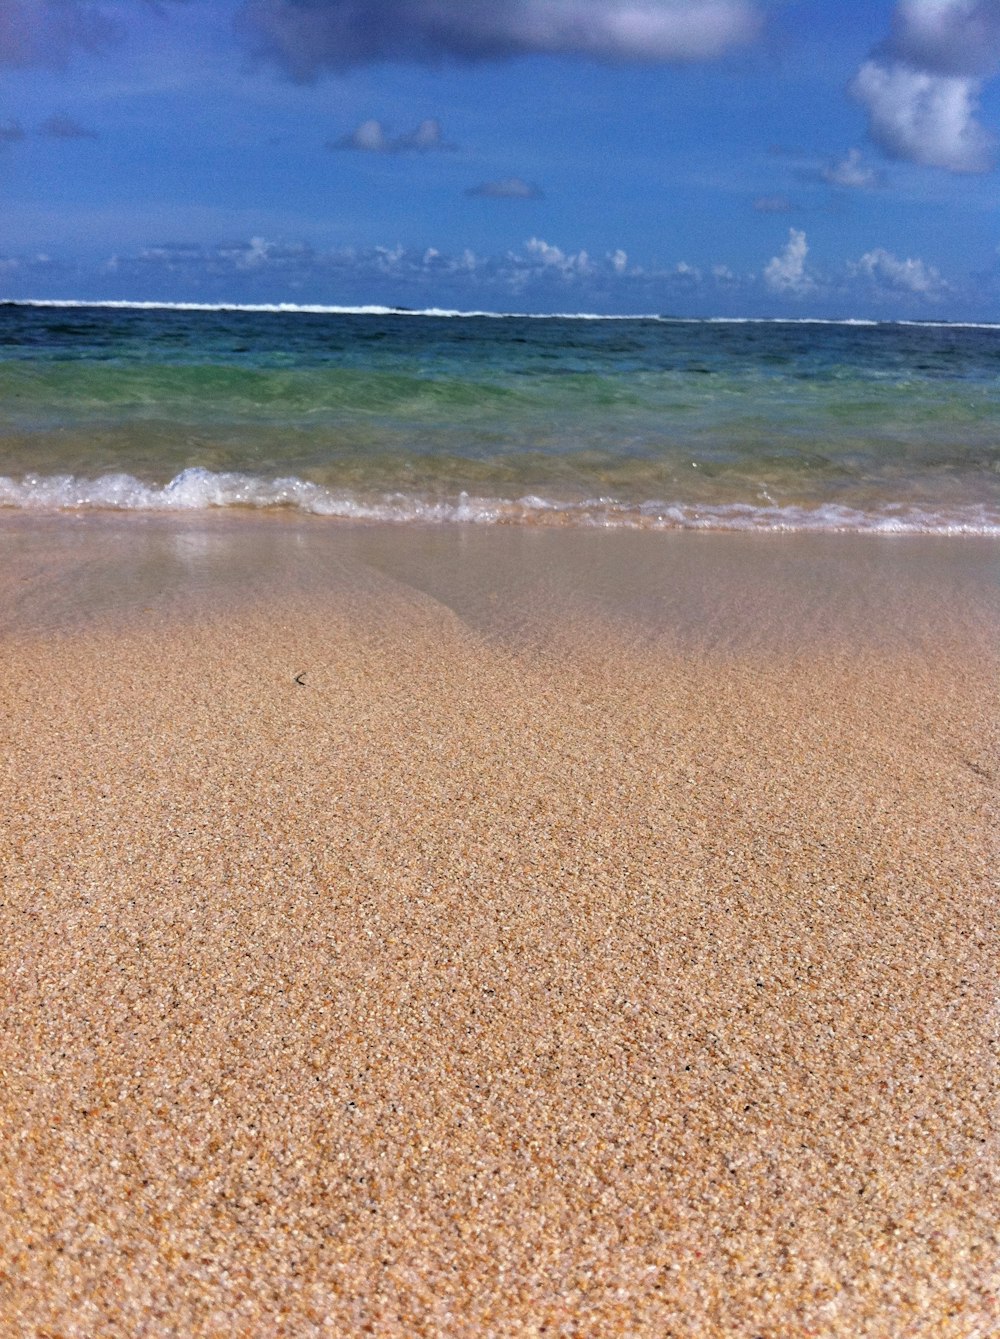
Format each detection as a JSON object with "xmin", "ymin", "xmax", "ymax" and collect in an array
[
  {"xmin": 764, "ymin": 227, "xmax": 813, "ymax": 294},
  {"xmin": 235, "ymin": 0, "xmax": 763, "ymax": 79},
  {"xmin": 820, "ymin": 146, "xmax": 884, "ymax": 188},
  {"xmin": 465, "ymin": 177, "xmax": 543, "ymax": 199},
  {"xmin": 39, "ymin": 114, "xmax": 98, "ymax": 139},
  {"xmin": 852, "ymin": 59, "xmax": 995, "ymax": 171},
  {"xmin": 524, "ymin": 236, "xmax": 592, "ymax": 274},
  {"xmin": 329, "ymin": 116, "xmax": 450, "ymax": 153},
  {"xmin": 851, "ymin": 1, "xmax": 1000, "ymax": 173},
  {"xmin": 6, "ymin": 230, "xmax": 972, "ymax": 314},
  {"xmin": 849, "ymin": 246, "xmax": 949, "ymax": 295}
]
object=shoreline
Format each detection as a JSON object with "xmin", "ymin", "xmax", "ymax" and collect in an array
[
  {"xmin": 2, "ymin": 508, "xmax": 998, "ymax": 644},
  {"xmin": 1, "ymin": 517, "xmax": 997, "ymax": 1335}
]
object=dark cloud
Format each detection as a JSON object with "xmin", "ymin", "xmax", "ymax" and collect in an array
[
  {"xmin": 884, "ymin": 0, "xmax": 1000, "ymax": 78},
  {"xmin": 465, "ymin": 177, "xmax": 544, "ymax": 199},
  {"xmin": 0, "ymin": 0, "xmax": 121, "ymax": 67},
  {"xmin": 328, "ymin": 117, "xmax": 452, "ymax": 152},
  {"xmin": 0, "ymin": 0, "xmax": 189, "ymax": 69},
  {"xmin": 0, "ymin": 121, "xmax": 27, "ymax": 146},
  {"xmin": 235, "ymin": 0, "xmax": 762, "ymax": 80},
  {"xmin": 40, "ymin": 114, "xmax": 99, "ymax": 139}
]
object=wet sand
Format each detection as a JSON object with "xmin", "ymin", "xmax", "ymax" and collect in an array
[{"xmin": 0, "ymin": 515, "xmax": 997, "ymax": 1336}]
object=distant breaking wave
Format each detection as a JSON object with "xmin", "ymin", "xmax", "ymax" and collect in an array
[
  {"xmin": 6, "ymin": 300, "xmax": 1000, "ymax": 330},
  {"xmin": 1, "ymin": 468, "xmax": 997, "ymax": 535}
]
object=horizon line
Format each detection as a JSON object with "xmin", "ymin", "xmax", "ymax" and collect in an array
[{"xmin": 3, "ymin": 298, "xmax": 999, "ymax": 329}]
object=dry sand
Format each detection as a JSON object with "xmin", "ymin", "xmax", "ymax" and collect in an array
[{"xmin": 0, "ymin": 516, "xmax": 997, "ymax": 1337}]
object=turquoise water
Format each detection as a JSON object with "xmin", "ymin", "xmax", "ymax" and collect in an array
[{"xmin": 1, "ymin": 301, "xmax": 999, "ymax": 532}]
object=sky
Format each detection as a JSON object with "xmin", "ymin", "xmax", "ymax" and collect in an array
[{"xmin": 2, "ymin": 0, "xmax": 1000, "ymax": 317}]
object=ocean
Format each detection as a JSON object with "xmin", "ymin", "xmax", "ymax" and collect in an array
[{"xmin": 2, "ymin": 301, "xmax": 999, "ymax": 534}]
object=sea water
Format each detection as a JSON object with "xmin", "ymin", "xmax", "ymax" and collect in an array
[{"xmin": 1, "ymin": 301, "xmax": 998, "ymax": 534}]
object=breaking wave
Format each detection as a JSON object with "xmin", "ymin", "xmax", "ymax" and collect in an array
[{"xmin": 1, "ymin": 468, "xmax": 997, "ymax": 535}]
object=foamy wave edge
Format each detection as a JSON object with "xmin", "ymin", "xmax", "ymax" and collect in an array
[
  {"xmin": 1, "ymin": 469, "xmax": 998, "ymax": 535},
  {"xmin": 7, "ymin": 300, "xmax": 1000, "ymax": 330}
]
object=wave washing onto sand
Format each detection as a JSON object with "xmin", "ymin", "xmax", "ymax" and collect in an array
[{"xmin": 1, "ymin": 468, "xmax": 998, "ymax": 535}]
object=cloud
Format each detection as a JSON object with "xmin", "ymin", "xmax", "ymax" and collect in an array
[
  {"xmin": 329, "ymin": 117, "xmax": 451, "ymax": 153},
  {"xmin": 852, "ymin": 59, "xmax": 995, "ymax": 171},
  {"xmin": 820, "ymin": 147, "xmax": 884, "ymax": 188},
  {"xmin": 523, "ymin": 236, "xmax": 592, "ymax": 275},
  {"xmin": 465, "ymin": 177, "xmax": 543, "ymax": 199},
  {"xmin": 39, "ymin": 114, "xmax": 98, "ymax": 139},
  {"xmin": 752, "ymin": 194, "xmax": 792, "ymax": 212},
  {"xmin": 0, "ymin": 121, "xmax": 26, "ymax": 147},
  {"xmin": 849, "ymin": 246, "xmax": 949, "ymax": 295},
  {"xmin": 851, "ymin": 1, "xmax": 1000, "ymax": 173},
  {"xmin": 6, "ymin": 231, "xmax": 975, "ymax": 316},
  {"xmin": 0, "ymin": 0, "xmax": 128, "ymax": 68},
  {"xmin": 235, "ymin": 0, "xmax": 763, "ymax": 79},
  {"xmin": 764, "ymin": 227, "xmax": 813, "ymax": 294},
  {"xmin": 886, "ymin": 0, "xmax": 1000, "ymax": 77}
]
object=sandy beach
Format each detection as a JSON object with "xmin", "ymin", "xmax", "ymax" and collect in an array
[{"xmin": 0, "ymin": 515, "xmax": 996, "ymax": 1337}]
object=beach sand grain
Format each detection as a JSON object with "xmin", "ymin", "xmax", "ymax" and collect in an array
[{"xmin": 0, "ymin": 518, "xmax": 996, "ymax": 1336}]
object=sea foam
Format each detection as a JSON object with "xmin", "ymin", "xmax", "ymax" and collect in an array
[
  {"xmin": 9, "ymin": 300, "xmax": 1000, "ymax": 330},
  {"xmin": 1, "ymin": 468, "xmax": 998, "ymax": 535}
]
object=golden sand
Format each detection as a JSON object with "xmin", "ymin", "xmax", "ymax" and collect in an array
[{"xmin": 0, "ymin": 517, "xmax": 996, "ymax": 1336}]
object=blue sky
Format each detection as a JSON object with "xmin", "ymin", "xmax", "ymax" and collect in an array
[{"xmin": 2, "ymin": 0, "xmax": 1000, "ymax": 316}]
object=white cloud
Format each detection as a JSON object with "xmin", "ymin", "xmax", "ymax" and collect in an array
[
  {"xmin": 402, "ymin": 117, "xmax": 447, "ymax": 151},
  {"xmin": 333, "ymin": 117, "xmax": 388, "ymax": 152},
  {"xmin": 374, "ymin": 243, "xmax": 406, "ymax": 271},
  {"xmin": 852, "ymin": 59, "xmax": 994, "ymax": 172},
  {"xmin": 851, "ymin": 1, "xmax": 1000, "ymax": 173},
  {"xmin": 752, "ymin": 194, "xmax": 792, "ymax": 213},
  {"xmin": 239, "ymin": 236, "xmax": 270, "ymax": 267},
  {"xmin": 330, "ymin": 117, "xmax": 451, "ymax": 153},
  {"xmin": 849, "ymin": 246, "xmax": 949, "ymax": 295},
  {"xmin": 236, "ymin": 0, "xmax": 763, "ymax": 78},
  {"xmin": 465, "ymin": 177, "xmax": 544, "ymax": 199},
  {"xmin": 764, "ymin": 228, "xmax": 813, "ymax": 294},
  {"xmin": 821, "ymin": 147, "xmax": 884, "ymax": 188},
  {"xmin": 6, "ymin": 232, "xmax": 982, "ymax": 315},
  {"xmin": 524, "ymin": 236, "xmax": 592, "ymax": 274}
]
